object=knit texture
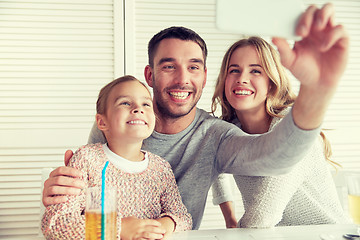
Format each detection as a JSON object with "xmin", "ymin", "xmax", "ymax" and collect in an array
[
  {"xmin": 41, "ymin": 143, "xmax": 192, "ymax": 239},
  {"xmin": 88, "ymin": 108, "xmax": 321, "ymax": 229},
  {"xmin": 233, "ymin": 109, "xmax": 350, "ymax": 227}
]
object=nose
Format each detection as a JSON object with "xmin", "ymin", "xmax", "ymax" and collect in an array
[
  {"xmin": 132, "ymin": 105, "xmax": 144, "ymax": 114},
  {"xmin": 174, "ymin": 66, "xmax": 190, "ymax": 85},
  {"xmin": 237, "ymin": 72, "xmax": 249, "ymax": 84}
]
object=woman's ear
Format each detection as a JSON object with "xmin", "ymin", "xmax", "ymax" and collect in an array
[{"xmin": 96, "ymin": 114, "xmax": 108, "ymax": 132}]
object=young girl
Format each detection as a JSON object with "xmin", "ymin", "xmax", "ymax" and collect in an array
[
  {"xmin": 211, "ymin": 37, "xmax": 349, "ymax": 227},
  {"xmin": 41, "ymin": 75, "xmax": 192, "ymax": 239}
]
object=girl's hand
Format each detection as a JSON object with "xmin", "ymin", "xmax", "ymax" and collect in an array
[{"xmin": 121, "ymin": 216, "xmax": 166, "ymax": 240}]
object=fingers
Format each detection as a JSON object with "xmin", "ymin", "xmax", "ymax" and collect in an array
[
  {"xmin": 296, "ymin": 5, "xmax": 317, "ymax": 37},
  {"xmin": 45, "ymin": 167, "xmax": 85, "ymax": 191},
  {"xmin": 49, "ymin": 166, "xmax": 83, "ymax": 179},
  {"xmin": 64, "ymin": 150, "xmax": 73, "ymax": 166},
  {"xmin": 42, "ymin": 175, "xmax": 84, "ymax": 206},
  {"xmin": 296, "ymin": 3, "xmax": 335, "ymax": 37},
  {"xmin": 44, "ymin": 175, "xmax": 85, "ymax": 192},
  {"xmin": 312, "ymin": 3, "xmax": 346, "ymax": 53},
  {"xmin": 42, "ymin": 194, "xmax": 68, "ymax": 206},
  {"xmin": 320, "ymin": 24, "xmax": 349, "ymax": 52},
  {"xmin": 42, "ymin": 166, "xmax": 85, "ymax": 206},
  {"xmin": 42, "ymin": 182, "xmax": 83, "ymax": 206},
  {"xmin": 121, "ymin": 217, "xmax": 165, "ymax": 240},
  {"xmin": 313, "ymin": 3, "xmax": 335, "ymax": 31},
  {"xmin": 42, "ymin": 180, "xmax": 81, "ymax": 206},
  {"xmin": 144, "ymin": 219, "xmax": 163, "ymax": 227},
  {"xmin": 271, "ymin": 37, "xmax": 294, "ymax": 69},
  {"xmin": 138, "ymin": 220, "xmax": 165, "ymax": 239},
  {"xmin": 136, "ymin": 225, "xmax": 165, "ymax": 240},
  {"xmin": 48, "ymin": 167, "xmax": 85, "ymax": 190}
]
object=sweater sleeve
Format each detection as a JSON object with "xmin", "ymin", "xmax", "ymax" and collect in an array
[
  {"xmin": 211, "ymin": 173, "xmax": 235, "ymax": 205},
  {"xmin": 217, "ymin": 108, "xmax": 321, "ymax": 176},
  {"xmin": 159, "ymin": 162, "xmax": 192, "ymax": 231},
  {"xmin": 41, "ymin": 147, "xmax": 89, "ymax": 239}
]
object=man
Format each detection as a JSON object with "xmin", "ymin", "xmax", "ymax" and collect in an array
[{"xmin": 42, "ymin": 3, "xmax": 348, "ymax": 235}]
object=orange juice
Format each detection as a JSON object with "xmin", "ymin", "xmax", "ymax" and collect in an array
[
  {"xmin": 85, "ymin": 210, "xmax": 117, "ymax": 240},
  {"xmin": 348, "ymin": 194, "xmax": 360, "ymax": 224}
]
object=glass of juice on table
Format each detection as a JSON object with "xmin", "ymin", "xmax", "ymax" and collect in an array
[
  {"xmin": 347, "ymin": 173, "xmax": 360, "ymax": 233},
  {"xmin": 85, "ymin": 187, "xmax": 117, "ymax": 240}
]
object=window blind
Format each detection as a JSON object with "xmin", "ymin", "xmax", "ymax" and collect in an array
[{"xmin": 0, "ymin": 0, "xmax": 122, "ymax": 238}]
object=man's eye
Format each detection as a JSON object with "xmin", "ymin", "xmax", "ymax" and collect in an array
[
  {"xmin": 189, "ymin": 66, "xmax": 199, "ymax": 70},
  {"xmin": 163, "ymin": 65, "xmax": 175, "ymax": 69}
]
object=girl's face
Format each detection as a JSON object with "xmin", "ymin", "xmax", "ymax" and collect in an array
[
  {"xmin": 103, "ymin": 81, "xmax": 155, "ymax": 142},
  {"xmin": 225, "ymin": 45, "xmax": 271, "ymax": 114}
]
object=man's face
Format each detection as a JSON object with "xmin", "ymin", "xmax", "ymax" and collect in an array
[{"xmin": 148, "ymin": 38, "xmax": 207, "ymax": 119}]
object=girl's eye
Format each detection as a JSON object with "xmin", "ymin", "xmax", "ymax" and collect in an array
[
  {"xmin": 143, "ymin": 103, "xmax": 152, "ymax": 107},
  {"xmin": 120, "ymin": 102, "xmax": 130, "ymax": 106},
  {"xmin": 251, "ymin": 69, "xmax": 261, "ymax": 74}
]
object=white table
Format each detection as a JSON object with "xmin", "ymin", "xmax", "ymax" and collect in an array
[
  {"xmin": 168, "ymin": 224, "xmax": 358, "ymax": 240},
  {"xmin": 31, "ymin": 224, "xmax": 357, "ymax": 240}
]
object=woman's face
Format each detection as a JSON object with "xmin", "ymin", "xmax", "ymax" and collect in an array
[{"xmin": 224, "ymin": 45, "xmax": 271, "ymax": 114}]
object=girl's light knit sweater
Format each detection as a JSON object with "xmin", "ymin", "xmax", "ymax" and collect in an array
[{"xmin": 41, "ymin": 143, "xmax": 192, "ymax": 239}]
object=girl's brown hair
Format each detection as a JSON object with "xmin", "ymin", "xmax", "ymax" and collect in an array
[{"xmin": 96, "ymin": 75, "xmax": 150, "ymax": 115}]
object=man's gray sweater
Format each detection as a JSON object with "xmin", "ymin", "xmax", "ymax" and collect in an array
[{"xmin": 88, "ymin": 108, "xmax": 319, "ymax": 229}]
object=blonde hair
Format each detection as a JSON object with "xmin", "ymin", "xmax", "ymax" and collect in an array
[
  {"xmin": 211, "ymin": 37, "xmax": 337, "ymax": 167},
  {"xmin": 212, "ymin": 37, "xmax": 295, "ymax": 122}
]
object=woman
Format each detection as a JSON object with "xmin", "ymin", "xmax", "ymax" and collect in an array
[{"xmin": 211, "ymin": 37, "xmax": 349, "ymax": 228}]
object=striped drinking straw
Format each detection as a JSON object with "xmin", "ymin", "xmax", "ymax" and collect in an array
[{"xmin": 101, "ymin": 161, "xmax": 109, "ymax": 240}]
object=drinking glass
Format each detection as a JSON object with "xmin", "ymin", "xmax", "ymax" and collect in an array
[
  {"xmin": 85, "ymin": 187, "xmax": 117, "ymax": 240},
  {"xmin": 347, "ymin": 173, "xmax": 360, "ymax": 234}
]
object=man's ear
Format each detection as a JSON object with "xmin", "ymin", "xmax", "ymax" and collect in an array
[
  {"xmin": 144, "ymin": 65, "xmax": 154, "ymax": 87},
  {"xmin": 96, "ymin": 114, "xmax": 108, "ymax": 132}
]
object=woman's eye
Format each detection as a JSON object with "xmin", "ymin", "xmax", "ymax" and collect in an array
[
  {"xmin": 229, "ymin": 69, "xmax": 240, "ymax": 73},
  {"xmin": 251, "ymin": 69, "xmax": 261, "ymax": 74}
]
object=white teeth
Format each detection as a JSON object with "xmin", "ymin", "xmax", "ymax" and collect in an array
[
  {"xmin": 170, "ymin": 92, "xmax": 189, "ymax": 99},
  {"xmin": 128, "ymin": 120, "xmax": 146, "ymax": 125},
  {"xmin": 234, "ymin": 90, "xmax": 252, "ymax": 95}
]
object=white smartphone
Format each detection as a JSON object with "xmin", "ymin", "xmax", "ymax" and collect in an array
[{"xmin": 216, "ymin": 0, "xmax": 305, "ymax": 40}]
